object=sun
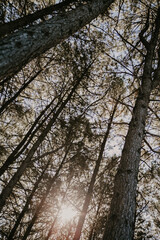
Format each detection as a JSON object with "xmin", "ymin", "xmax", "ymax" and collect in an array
[{"xmin": 59, "ymin": 204, "xmax": 77, "ymax": 223}]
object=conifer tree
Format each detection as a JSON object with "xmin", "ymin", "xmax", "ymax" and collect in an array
[{"xmin": 0, "ymin": 0, "xmax": 114, "ymax": 79}]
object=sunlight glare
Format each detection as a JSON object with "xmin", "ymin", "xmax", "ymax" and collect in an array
[{"xmin": 59, "ymin": 204, "xmax": 77, "ymax": 223}]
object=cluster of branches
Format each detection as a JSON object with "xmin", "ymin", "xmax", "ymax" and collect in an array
[{"xmin": 0, "ymin": 0, "xmax": 160, "ymax": 240}]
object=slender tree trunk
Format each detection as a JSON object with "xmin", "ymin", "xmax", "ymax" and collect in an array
[
  {"xmin": 45, "ymin": 176, "xmax": 73, "ymax": 240},
  {"xmin": 0, "ymin": 56, "xmax": 53, "ymax": 114},
  {"xmin": 21, "ymin": 146, "xmax": 71, "ymax": 240},
  {"xmin": 0, "ymin": 94, "xmax": 58, "ymax": 177},
  {"xmin": 0, "ymin": 0, "xmax": 114, "ymax": 80},
  {"xmin": 88, "ymin": 186, "xmax": 105, "ymax": 240},
  {"xmin": 0, "ymin": 60, "xmax": 89, "ymax": 177},
  {"xmin": 8, "ymin": 157, "xmax": 52, "ymax": 240},
  {"xmin": 0, "ymin": 70, "xmax": 42, "ymax": 114},
  {"xmin": 103, "ymin": 8, "xmax": 160, "ymax": 240},
  {"xmin": 0, "ymin": 71, "xmax": 84, "ymax": 211},
  {"xmin": 73, "ymin": 100, "xmax": 118, "ymax": 240}
]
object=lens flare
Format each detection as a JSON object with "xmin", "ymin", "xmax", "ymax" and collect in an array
[{"xmin": 59, "ymin": 205, "xmax": 77, "ymax": 223}]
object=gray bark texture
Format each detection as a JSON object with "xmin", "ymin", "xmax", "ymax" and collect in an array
[
  {"xmin": 0, "ymin": 0, "xmax": 114, "ymax": 80},
  {"xmin": 103, "ymin": 7, "xmax": 160, "ymax": 240},
  {"xmin": 0, "ymin": 0, "xmax": 75, "ymax": 37}
]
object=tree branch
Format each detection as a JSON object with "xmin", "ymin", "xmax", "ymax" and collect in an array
[
  {"xmin": 144, "ymin": 138, "xmax": 160, "ymax": 154},
  {"xmin": 139, "ymin": 9, "xmax": 150, "ymax": 49}
]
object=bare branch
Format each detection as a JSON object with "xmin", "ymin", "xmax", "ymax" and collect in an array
[
  {"xmin": 144, "ymin": 138, "xmax": 160, "ymax": 154},
  {"xmin": 139, "ymin": 9, "xmax": 150, "ymax": 49}
]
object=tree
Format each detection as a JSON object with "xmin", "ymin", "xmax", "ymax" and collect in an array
[
  {"xmin": 21, "ymin": 146, "xmax": 70, "ymax": 240},
  {"xmin": 73, "ymin": 98, "xmax": 119, "ymax": 240},
  {"xmin": 0, "ymin": 61, "xmax": 92, "ymax": 211},
  {"xmin": 7, "ymin": 156, "xmax": 52, "ymax": 240},
  {"xmin": 0, "ymin": 0, "xmax": 114, "ymax": 80},
  {"xmin": 103, "ymin": 6, "xmax": 160, "ymax": 240},
  {"xmin": 0, "ymin": 0, "xmax": 75, "ymax": 37},
  {"xmin": 0, "ymin": 1, "xmax": 160, "ymax": 239}
]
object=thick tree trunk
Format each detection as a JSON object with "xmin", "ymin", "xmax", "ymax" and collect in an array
[
  {"xmin": 103, "ymin": 8, "xmax": 160, "ymax": 240},
  {"xmin": 103, "ymin": 90, "xmax": 150, "ymax": 240},
  {"xmin": 0, "ymin": 0, "xmax": 114, "ymax": 80},
  {"xmin": 73, "ymin": 100, "xmax": 118, "ymax": 240},
  {"xmin": 0, "ymin": 0, "xmax": 75, "ymax": 37}
]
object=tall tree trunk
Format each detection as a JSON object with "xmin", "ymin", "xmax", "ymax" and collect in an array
[
  {"xmin": 103, "ymin": 8, "xmax": 160, "ymax": 240},
  {"xmin": 0, "ymin": 0, "xmax": 114, "ymax": 80},
  {"xmin": 0, "ymin": 93, "xmax": 58, "ymax": 177},
  {"xmin": 88, "ymin": 184, "xmax": 105, "ymax": 240},
  {"xmin": 0, "ymin": 0, "xmax": 75, "ymax": 37},
  {"xmin": 73, "ymin": 99, "xmax": 118, "ymax": 240},
  {"xmin": 0, "ymin": 70, "xmax": 42, "ymax": 114},
  {"xmin": 21, "ymin": 145, "xmax": 71, "ymax": 240},
  {"xmin": 0, "ymin": 70, "xmax": 85, "ymax": 211},
  {"xmin": 0, "ymin": 56, "xmax": 53, "ymax": 114},
  {"xmin": 8, "ymin": 157, "xmax": 52, "ymax": 240},
  {"xmin": 45, "ymin": 176, "xmax": 73, "ymax": 240}
]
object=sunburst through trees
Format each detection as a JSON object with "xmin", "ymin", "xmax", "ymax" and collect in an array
[{"xmin": 0, "ymin": 0, "xmax": 160, "ymax": 240}]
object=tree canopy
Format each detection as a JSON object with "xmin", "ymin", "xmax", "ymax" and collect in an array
[{"xmin": 0, "ymin": 0, "xmax": 160, "ymax": 240}]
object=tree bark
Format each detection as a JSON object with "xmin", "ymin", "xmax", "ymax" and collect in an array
[
  {"xmin": 0, "ymin": 0, "xmax": 75, "ymax": 37},
  {"xmin": 73, "ymin": 100, "xmax": 118, "ymax": 240},
  {"xmin": 103, "ymin": 7, "xmax": 160, "ymax": 240},
  {"xmin": 0, "ymin": 0, "xmax": 114, "ymax": 80}
]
